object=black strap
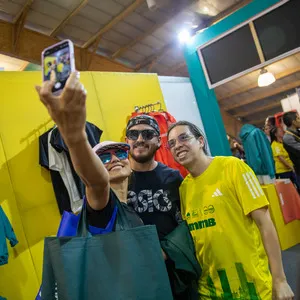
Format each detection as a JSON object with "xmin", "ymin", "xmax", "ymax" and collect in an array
[
  {"xmin": 77, "ymin": 200, "xmax": 91, "ymax": 237},
  {"xmin": 77, "ymin": 197, "xmax": 132, "ymax": 237},
  {"xmin": 115, "ymin": 199, "xmax": 131, "ymax": 231}
]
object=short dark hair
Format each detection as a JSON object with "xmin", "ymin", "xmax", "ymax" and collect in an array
[
  {"xmin": 266, "ymin": 116, "xmax": 276, "ymax": 127},
  {"xmin": 269, "ymin": 127, "xmax": 278, "ymax": 144},
  {"xmin": 167, "ymin": 121, "xmax": 207, "ymax": 154},
  {"xmin": 283, "ymin": 111, "xmax": 297, "ymax": 127}
]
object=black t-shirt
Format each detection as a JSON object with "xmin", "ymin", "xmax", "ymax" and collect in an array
[
  {"xmin": 127, "ymin": 162, "xmax": 183, "ymax": 239},
  {"xmin": 87, "ymin": 190, "xmax": 143, "ymax": 229}
]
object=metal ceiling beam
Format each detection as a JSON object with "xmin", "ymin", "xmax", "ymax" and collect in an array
[
  {"xmin": 83, "ymin": 0, "xmax": 144, "ymax": 49},
  {"xmin": 252, "ymin": 117, "xmax": 267, "ymax": 126},
  {"xmin": 50, "ymin": 0, "xmax": 89, "ymax": 37},
  {"xmin": 209, "ymin": 0, "xmax": 253, "ymax": 25},
  {"xmin": 236, "ymin": 102, "xmax": 282, "ymax": 118},
  {"xmin": 224, "ymin": 79, "xmax": 300, "ymax": 111},
  {"xmin": 135, "ymin": 0, "xmax": 252, "ymax": 72},
  {"xmin": 13, "ymin": 0, "xmax": 33, "ymax": 24},
  {"xmin": 12, "ymin": 0, "xmax": 33, "ymax": 52},
  {"xmin": 111, "ymin": 0, "xmax": 194, "ymax": 59},
  {"xmin": 170, "ymin": 62, "xmax": 186, "ymax": 75},
  {"xmin": 219, "ymin": 65, "xmax": 300, "ymax": 102},
  {"xmin": 0, "ymin": 20, "xmax": 133, "ymax": 72},
  {"xmin": 159, "ymin": 61, "xmax": 187, "ymax": 76},
  {"xmin": 135, "ymin": 42, "xmax": 173, "ymax": 71}
]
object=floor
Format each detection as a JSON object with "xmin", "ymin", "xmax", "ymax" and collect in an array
[{"xmin": 282, "ymin": 244, "xmax": 300, "ymax": 299}]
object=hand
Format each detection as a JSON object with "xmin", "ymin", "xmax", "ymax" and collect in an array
[
  {"xmin": 35, "ymin": 72, "xmax": 87, "ymax": 147},
  {"xmin": 272, "ymin": 279, "xmax": 294, "ymax": 300}
]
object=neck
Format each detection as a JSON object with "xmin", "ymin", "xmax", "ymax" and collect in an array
[
  {"xmin": 110, "ymin": 178, "xmax": 128, "ymax": 203},
  {"xmin": 187, "ymin": 154, "xmax": 213, "ymax": 178},
  {"xmin": 130, "ymin": 157, "xmax": 158, "ymax": 172}
]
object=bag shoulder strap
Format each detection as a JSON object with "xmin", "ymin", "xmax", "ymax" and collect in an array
[
  {"xmin": 286, "ymin": 130, "xmax": 300, "ymax": 141},
  {"xmin": 115, "ymin": 199, "xmax": 132, "ymax": 230}
]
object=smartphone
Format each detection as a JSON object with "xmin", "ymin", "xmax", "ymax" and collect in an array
[{"xmin": 42, "ymin": 40, "xmax": 75, "ymax": 95}]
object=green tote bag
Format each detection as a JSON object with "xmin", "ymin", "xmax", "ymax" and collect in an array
[{"xmin": 40, "ymin": 200, "xmax": 173, "ymax": 300}]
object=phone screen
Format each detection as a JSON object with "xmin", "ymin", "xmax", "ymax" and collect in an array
[{"xmin": 43, "ymin": 41, "xmax": 73, "ymax": 93}]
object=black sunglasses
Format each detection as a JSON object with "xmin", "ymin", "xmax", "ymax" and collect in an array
[{"xmin": 126, "ymin": 129, "xmax": 158, "ymax": 141}]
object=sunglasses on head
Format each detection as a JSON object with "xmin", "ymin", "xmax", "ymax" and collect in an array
[
  {"xmin": 126, "ymin": 129, "xmax": 158, "ymax": 141},
  {"xmin": 98, "ymin": 149, "xmax": 128, "ymax": 164}
]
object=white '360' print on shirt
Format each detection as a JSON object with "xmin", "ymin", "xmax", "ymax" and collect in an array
[{"xmin": 127, "ymin": 189, "xmax": 172, "ymax": 213}]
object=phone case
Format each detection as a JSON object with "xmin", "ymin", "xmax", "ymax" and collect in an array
[{"xmin": 41, "ymin": 39, "xmax": 75, "ymax": 95}]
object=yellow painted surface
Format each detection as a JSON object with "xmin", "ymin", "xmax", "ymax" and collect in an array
[
  {"xmin": 0, "ymin": 138, "xmax": 39, "ymax": 299},
  {"xmin": 262, "ymin": 184, "xmax": 300, "ymax": 250},
  {"xmin": 91, "ymin": 72, "xmax": 166, "ymax": 142},
  {"xmin": 0, "ymin": 71, "xmax": 165, "ymax": 299}
]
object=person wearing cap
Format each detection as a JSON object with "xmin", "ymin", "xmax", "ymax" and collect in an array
[
  {"xmin": 125, "ymin": 115, "xmax": 183, "ymax": 240},
  {"xmin": 35, "ymin": 73, "xmax": 143, "ymax": 231},
  {"xmin": 167, "ymin": 120, "xmax": 294, "ymax": 300},
  {"xmin": 125, "ymin": 115, "xmax": 187, "ymax": 299}
]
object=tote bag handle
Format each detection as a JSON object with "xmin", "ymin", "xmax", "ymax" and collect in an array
[
  {"xmin": 77, "ymin": 195, "xmax": 132, "ymax": 237},
  {"xmin": 76, "ymin": 199, "xmax": 91, "ymax": 237},
  {"xmin": 115, "ymin": 199, "xmax": 131, "ymax": 230}
]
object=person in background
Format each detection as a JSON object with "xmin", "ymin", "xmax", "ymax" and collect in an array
[
  {"xmin": 125, "ymin": 115, "xmax": 185, "ymax": 299},
  {"xmin": 283, "ymin": 111, "xmax": 300, "ymax": 190},
  {"xmin": 266, "ymin": 116, "xmax": 276, "ymax": 128},
  {"xmin": 270, "ymin": 127, "xmax": 299, "ymax": 190},
  {"xmin": 263, "ymin": 124, "xmax": 272, "ymax": 143},
  {"xmin": 227, "ymin": 134, "xmax": 245, "ymax": 160},
  {"xmin": 167, "ymin": 120, "xmax": 294, "ymax": 300}
]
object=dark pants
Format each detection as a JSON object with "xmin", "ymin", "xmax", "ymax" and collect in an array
[{"xmin": 276, "ymin": 172, "xmax": 300, "ymax": 193}]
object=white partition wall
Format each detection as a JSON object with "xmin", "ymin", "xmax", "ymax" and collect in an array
[{"xmin": 158, "ymin": 76, "xmax": 210, "ymax": 154}]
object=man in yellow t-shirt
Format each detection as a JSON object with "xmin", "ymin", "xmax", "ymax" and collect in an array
[{"xmin": 167, "ymin": 121, "xmax": 294, "ymax": 300}]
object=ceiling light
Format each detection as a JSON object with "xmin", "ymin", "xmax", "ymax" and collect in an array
[
  {"xmin": 203, "ymin": 6, "xmax": 209, "ymax": 13},
  {"xmin": 146, "ymin": 0, "xmax": 158, "ymax": 11},
  {"xmin": 178, "ymin": 29, "xmax": 191, "ymax": 44},
  {"xmin": 258, "ymin": 68, "xmax": 276, "ymax": 87}
]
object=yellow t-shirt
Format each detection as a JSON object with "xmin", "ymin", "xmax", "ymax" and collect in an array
[
  {"xmin": 271, "ymin": 141, "xmax": 293, "ymax": 174},
  {"xmin": 57, "ymin": 62, "xmax": 64, "ymax": 73},
  {"xmin": 180, "ymin": 156, "xmax": 272, "ymax": 300}
]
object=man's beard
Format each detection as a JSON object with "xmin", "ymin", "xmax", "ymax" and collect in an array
[{"xmin": 130, "ymin": 142, "xmax": 157, "ymax": 164}]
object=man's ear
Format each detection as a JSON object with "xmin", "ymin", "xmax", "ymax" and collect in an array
[
  {"xmin": 157, "ymin": 136, "xmax": 161, "ymax": 148},
  {"xmin": 198, "ymin": 136, "xmax": 205, "ymax": 149}
]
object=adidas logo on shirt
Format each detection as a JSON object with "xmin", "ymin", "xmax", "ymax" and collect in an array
[{"xmin": 212, "ymin": 188, "xmax": 223, "ymax": 197}]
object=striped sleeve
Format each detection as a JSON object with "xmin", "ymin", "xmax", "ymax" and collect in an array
[{"xmin": 231, "ymin": 159, "xmax": 269, "ymax": 215}]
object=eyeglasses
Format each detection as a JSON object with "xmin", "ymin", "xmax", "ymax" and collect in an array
[
  {"xmin": 98, "ymin": 149, "xmax": 128, "ymax": 164},
  {"xmin": 167, "ymin": 133, "xmax": 194, "ymax": 149},
  {"xmin": 126, "ymin": 129, "xmax": 158, "ymax": 141}
]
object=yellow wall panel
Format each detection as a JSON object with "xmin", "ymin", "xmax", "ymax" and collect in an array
[
  {"xmin": 0, "ymin": 137, "xmax": 39, "ymax": 299},
  {"xmin": 92, "ymin": 72, "xmax": 166, "ymax": 142}
]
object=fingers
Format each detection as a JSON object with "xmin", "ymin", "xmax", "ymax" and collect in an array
[
  {"xmin": 62, "ymin": 72, "xmax": 80, "ymax": 103},
  {"xmin": 35, "ymin": 80, "xmax": 56, "ymax": 106},
  {"xmin": 69, "ymin": 80, "xmax": 87, "ymax": 107}
]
